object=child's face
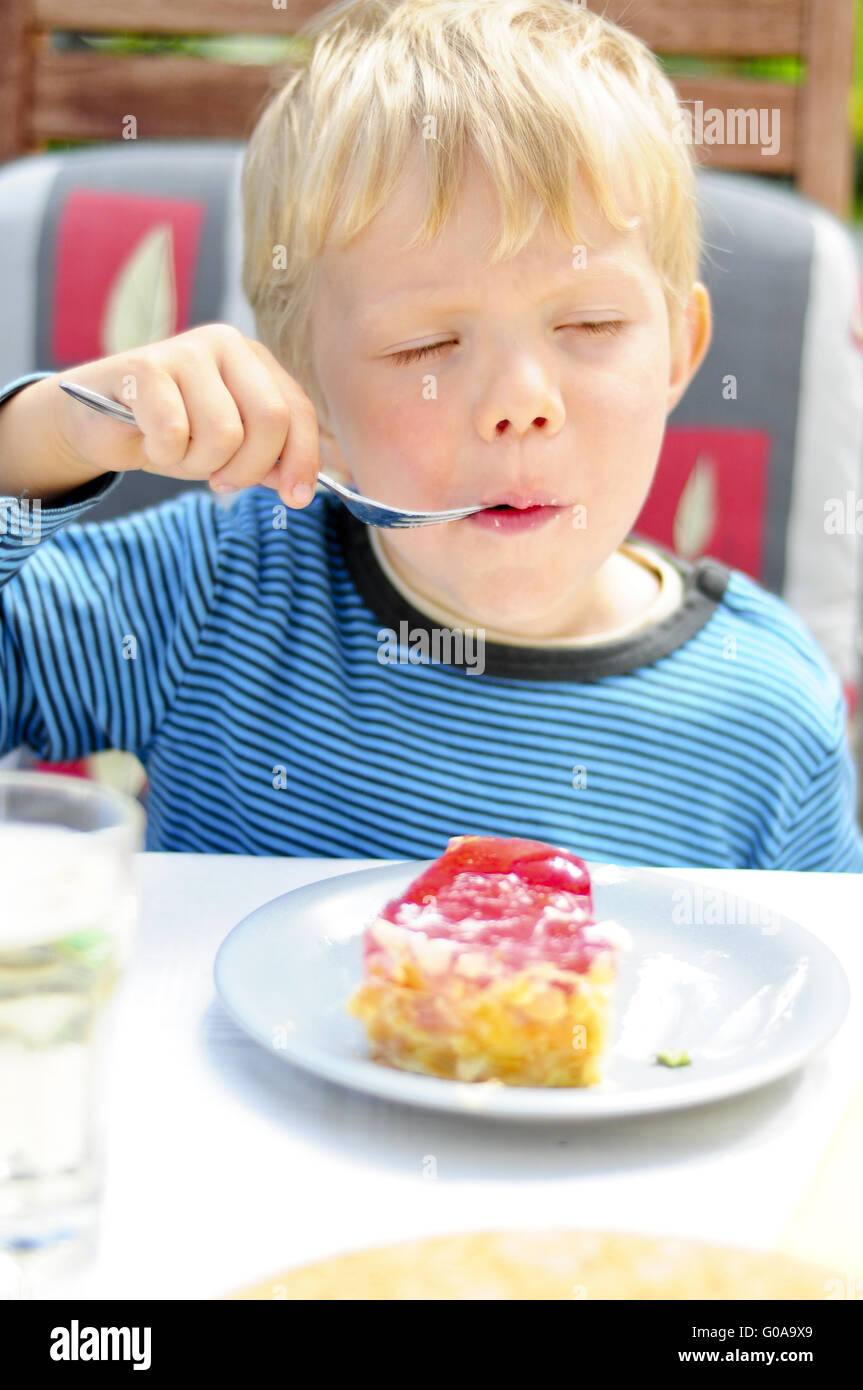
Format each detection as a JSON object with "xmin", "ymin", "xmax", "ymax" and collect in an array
[{"xmin": 310, "ymin": 142, "xmax": 710, "ymax": 636}]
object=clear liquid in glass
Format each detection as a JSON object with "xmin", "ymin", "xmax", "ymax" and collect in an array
[{"xmin": 0, "ymin": 823, "xmax": 135, "ymax": 1283}]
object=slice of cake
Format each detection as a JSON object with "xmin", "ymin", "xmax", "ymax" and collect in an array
[{"xmin": 347, "ymin": 835, "xmax": 628, "ymax": 1086}]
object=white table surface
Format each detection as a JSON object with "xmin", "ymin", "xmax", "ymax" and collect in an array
[{"xmin": 37, "ymin": 855, "xmax": 863, "ymax": 1300}]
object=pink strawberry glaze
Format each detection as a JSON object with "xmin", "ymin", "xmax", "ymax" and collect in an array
[{"xmin": 373, "ymin": 836, "xmax": 610, "ymax": 976}]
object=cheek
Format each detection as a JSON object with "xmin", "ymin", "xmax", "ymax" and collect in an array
[
  {"xmin": 373, "ymin": 397, "xmax": 441, "ymax": 456},
  {"xmin": 578, "ymin": 350, "xmax": 668, "ymax": 473},
  {"xmin": 567, "ymin": 370, "xmax": 667, "ymax": 531},
  {"xmin": 349, "ymin": 391, "xmax": 460, "ymax": 503}
]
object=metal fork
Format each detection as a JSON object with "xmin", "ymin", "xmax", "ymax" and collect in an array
[{"xmin": 57, "ymin": 381, "xmax": 485, "ymax": 528}]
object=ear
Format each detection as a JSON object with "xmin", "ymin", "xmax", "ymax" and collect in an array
[{"xmin": 666, "ymin": 281, "xmax": 712, "ymax": 416}]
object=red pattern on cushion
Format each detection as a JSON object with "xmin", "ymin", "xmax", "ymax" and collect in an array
[
  {"xmin": 636, "ymin": 425, "xmax": 770, "ymax": 580},
  {"xmin": 30, "ymin": 758, "xmax": 93, "ymax": 780},
  {"xmin": 51, "ymin": 191, "xmax": 206, "ymax": 364}
]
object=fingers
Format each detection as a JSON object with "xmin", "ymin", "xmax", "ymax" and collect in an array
[
  {"xmin": 117, "ymin": 361, "xmax": 191, "ymax": 471},
  {"xmin": 112, "ymin": 326, "xmax": 324, "ymax": 510},
  {"xmin": 168, "ymin": 347, "xmax": 246, "ymax": 484},
  {"xmin": 210, "ymin": 336, "xmax": 322, "ymax": 506}
]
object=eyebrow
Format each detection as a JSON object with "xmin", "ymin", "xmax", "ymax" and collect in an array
[{"xmin": 355, "ymin": 259, "xmax": 647, "ymax": 327}]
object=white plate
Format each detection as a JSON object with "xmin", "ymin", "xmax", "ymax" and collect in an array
[{"xmin": 213, "ymin": 861, "xmax": 850, "ymax": 1121}]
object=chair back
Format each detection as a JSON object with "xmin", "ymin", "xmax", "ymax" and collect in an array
[{"xmin": 1, "ymin": 140, "xmax": 859, "ymax": 705}]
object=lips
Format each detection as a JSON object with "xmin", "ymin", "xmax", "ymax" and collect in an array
[
  {"xmin": 467, "ymin": 502, "xmax": 567, "ymax": 533},
  {"xmin": 478, "ymin": 490, "xmax": 562, "ymax": 509}
]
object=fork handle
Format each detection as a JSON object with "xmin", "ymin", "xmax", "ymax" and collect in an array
[{"xmin": 59, "ymin": 381, "xmax": 138, "ymax": 425}]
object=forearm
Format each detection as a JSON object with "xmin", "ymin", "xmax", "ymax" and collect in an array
[{"xmin": 0, "ymin": 374, "xmax": 111, "ymax": 504}]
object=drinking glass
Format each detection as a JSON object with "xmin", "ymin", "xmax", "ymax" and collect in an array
[{"xmin": 0, "ymin": 770, "xmax": 145, "ymax": 1289}]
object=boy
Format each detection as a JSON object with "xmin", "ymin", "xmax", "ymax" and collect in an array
[{"xmin": 1, "ymin": 0, "xmax": 861, "ymax": 868}]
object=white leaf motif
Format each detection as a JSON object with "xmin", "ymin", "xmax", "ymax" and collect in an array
[
  {"xmin": 672, "ymin": 452, "xmax": 717, "ymax": 560},
  {"xmin": 100, "ymin": 223, "xmax": 177, "ymax": 354},
  {"xmin": 85, "ymin": 749, "xmax": 147, "ymax": 798}
]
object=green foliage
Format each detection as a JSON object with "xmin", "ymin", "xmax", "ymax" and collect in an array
[
  {"xmin": 73, "ymin": 31, "xmax": 306, "ymax": 63},
  {"xmin": 48, "ymin": 10, "xmax": 863, "ymax": 222}
]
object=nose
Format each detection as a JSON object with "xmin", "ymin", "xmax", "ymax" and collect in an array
[
  {"xmin": 494, "ymin": 415, "xmax": 549, "ymax": 436},
  {"xmin": 476, "ymin": 349, "xmax": 565, "ymax": 442}
]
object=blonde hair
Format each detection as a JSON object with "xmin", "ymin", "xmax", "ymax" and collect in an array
[{"xmin": 241, "ymin": 0, "xmax": 701, "ymax": 433}]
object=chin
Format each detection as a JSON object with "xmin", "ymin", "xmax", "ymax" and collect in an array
[{"xmin": 453, "ymin": 584, "xmax": 565, "ymax": 632}]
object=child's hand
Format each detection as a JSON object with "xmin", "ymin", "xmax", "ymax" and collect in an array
[{"xmin": 52, "ymin": 324, "xmax": 321, "ymax": 507}]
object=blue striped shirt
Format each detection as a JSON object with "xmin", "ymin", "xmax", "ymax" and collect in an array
[{"xmin": 3, "ymin": 372, "xmax": 862, "ymax": 870}]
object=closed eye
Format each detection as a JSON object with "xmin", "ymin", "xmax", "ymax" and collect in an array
[
  {"xmin": 389, "ymin": 321, "xmax": 623, "ymax": 365},
  {"xmin": 572, "ymin": 321, "xmax": 624, "ymax": 336},
  {"xmin": 389, "ymin": 340, "xmax": 457, "ymax": 365}
]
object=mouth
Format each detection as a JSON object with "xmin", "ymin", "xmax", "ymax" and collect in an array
[
  {"xmin": 479, "ymin": 490, "xmax": 561, "ymax": 510},
  {"xmin": 468, "ymin": 494, "xmax": 569, "ymax": 533}
]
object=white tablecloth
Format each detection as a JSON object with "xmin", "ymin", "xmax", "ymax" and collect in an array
[{"xmin": 38, "ymin": 856, "xmax": 863, "ymax": 1300}]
